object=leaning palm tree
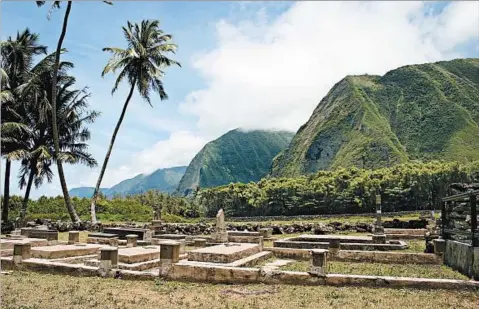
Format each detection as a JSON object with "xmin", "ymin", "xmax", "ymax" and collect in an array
[
  {"xmin": 17, "ymin": 57, "xmax": 98, "ymax": 224},
  {"xmin": 36, "ymin": 1, "xmax": 111, "ymax": 222},
  {"xmin": 90, "ymin": 20, "xmax": 181, "ymax": 223},
  {"xmin": 1, "ymin": 29, "xmax": 47, "ymax": 223}
]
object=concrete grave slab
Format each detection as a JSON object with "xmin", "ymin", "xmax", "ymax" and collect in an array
[
  {"xmin": 1, "ymin": 238, "xmax": 49, "ymax": 250},
  {"xmin": 31, "ymin": 244, "xmax": 103, "ymax": 259},
  {"xmin": 274, "ymin": 235, "xmax": 408, "ymax": 251},
  {"xmin": 188, "ymin": 243, "xmax": 261, "ymax": 263},
  {"xmin": 117, "ymin": 246, "xmax": 160, "ymax": 264}
]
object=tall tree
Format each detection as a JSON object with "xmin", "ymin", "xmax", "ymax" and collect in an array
[
  {"xmin": 90, "ymin": 20, "xmax": 180, "ymax": 223},
  {"xmin": 17, "ymin": 55, "xmax": 98, "ymax": 224},
  {"xmin": 1, "ymin": 29, "xmax": 47, "ymax": 223},
  {"xmin": 35, "ymin": 0, "xmax": 112, "ymax": 223},
  {"xmin": 36, "ymin": 1, "xmax": 81, "ymax": 222}
]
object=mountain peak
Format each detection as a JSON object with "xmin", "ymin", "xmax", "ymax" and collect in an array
[{"xmin": 272, "ymin": 58, "xmax": 479, "ymax": 177}]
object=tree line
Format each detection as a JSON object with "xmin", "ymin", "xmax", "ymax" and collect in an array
[
  {"xmin": 194, "ymin": 161, "xmax": 479, "ymax": 217},
  {"xmin": 1, "ymin": 1, "xmax": 180, "ymax": 226},
  {"xmin": 4, "ymin": 189, "xmax": 198, "ymax": 225}
]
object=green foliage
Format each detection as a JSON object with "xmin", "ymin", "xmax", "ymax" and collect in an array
[
  {"xmin": 6, "ymin": 189, "xmax": 200, "ymax": 222},
  {"xmin": 196, "ymin": 161, "xmax": 478, "ymax": 217},
  {"xmin": 272, "ymin": 58, "xmax": 479, "ymax": 177},
  {"xmin": 176, "ymin": 129, "xmax": 294, "ymax": 195}
]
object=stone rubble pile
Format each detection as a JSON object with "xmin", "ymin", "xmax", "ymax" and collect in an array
[{"xmin": 18, "ymin": 217, "xmax": 428, "ymax": 235}]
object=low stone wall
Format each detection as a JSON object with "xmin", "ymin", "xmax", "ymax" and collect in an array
[
  {"xmin": 169, "ymin": 262, "xmax": 478, "ymax": 289},
  {"xmin": 2, "ymin": 256, "xmax": 477, "ymax": 290},
  {"xmin": 201, "ymin": 210, "xmax": 431, "ymax": 223},
  {"xmin": 26, "ymin": 214, "xmax": 428, "ymax": 233},
  {"xmin": 20, "ymin": 228, "xmax": 58, "ymax": 241},
  {"xmin": 335, "ymin": 250, "xmax": 442, "ymax": 264},
  {"xmin": 444, "ymin": 240, "xmax": 478, "ymax": 278},
  {"xmin": 265, "ymin": 247, "xmax": 442, "ymax": 264}
]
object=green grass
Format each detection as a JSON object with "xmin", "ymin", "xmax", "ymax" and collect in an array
[
  {"xmin": 280, "ymin": 261, "xmax": 468, "ymax": 280},
  {"xmin": 1, "ymin": 272, "xmax": 477, "ymax": 309}
]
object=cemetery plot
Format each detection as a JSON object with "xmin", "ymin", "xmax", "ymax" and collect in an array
[
  {"xmin": 31, "ymin": 244, "xmax": 103, "ymax": 259},
  {"xmin": 187, "ymin": 243, "xmax": 261, "ymax": 263},
  {"xmin": 274, "ymin": 235, "xmax": 408, "ymax": 251}
]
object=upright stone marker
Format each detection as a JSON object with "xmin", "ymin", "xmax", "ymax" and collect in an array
[
  {"xmin": 259, "ymin": 228, "xmax": 273, "ymax": 239},
  {"xmin": 328, "ymin": 238, "xmax": 340, "ymax": 255},
  {"xmin": 374, "ymin": 194, "xmax": 384, "ymax": 235},
  {"xmin": 159, "ymin": 241, "xmax": 181, "ymax": 277},
  {"xmin": 214, "ymin": 208, "xmax": 228, "ymax": 243},
  {"xmin": 68, "ymin": 231, "xmax": 80, "ymax": 245},
  {"xmin": 13, "ymin": 243, "xmax": 31, "ymax": 265},
  {"xmin": 372, "ymin": 234, "xmax": 387, "ymax": 244},
  {"xmin": 126, "ymin": 234, "xmax": 138, "ymax": 248},
  {"xmin": 433, "ymin": 238, "xmax": 446, "ymax": 255},
  {"xmin": 99, "ymin": 246, "xmax": 118, "ymax": 274},
  {"xmin": 309, "ymin": 249, "xmax": 328, "ymax": 276},
  {"xmin": 194, "ymin": 238, "xmax": 207, "ymax": 248}
]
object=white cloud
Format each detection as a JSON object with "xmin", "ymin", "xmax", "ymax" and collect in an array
[
  {"xmin": 18, "ymin": 1, "xmax": 478, "ymax": 194},
  {"xmin": 82, "ymin": 131, "xmax": 207, "ymax": 188},
  {"xmin": 135, "ymin": 130, "xmax": 207, "ymax": 174},
  {"xmin": 179, "ymin": 1, "xmax": 479, "ymax": 138}
]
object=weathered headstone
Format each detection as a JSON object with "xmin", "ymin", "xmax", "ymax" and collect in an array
[
  {"xmin": 372, "ymin": 234, "xmax": 387, "ymax": 244},
  {"xmin": 194, "ymin": 238, "xmax": 207, "ymax": 248},
  {"xmin": 126, "ymin": 234, "xmax": 138, "ymax": 248},
  {"xmin": 13, "ymin": 243, "xmax": 31, "ymax": 265},
  {"xmin": 328, "ymin": 238, "xmax": 340, "ymax": 255},
  {"xmin": 309, "ymin": 249, "xmax": 328, "ymax": 276},
  {"xmin": 99, "ymin": 246, "xmax": 118, "ymax": 274},
  {"xmin": 259, "ymin": 228, "xmax": 273, "ymax": 239},
  {"xmin": 159, "ymin": 241, "xmax": 181, "ymax": 277},
  {"xmin": 214, "ymin": 209, "xmax": 228, "ymax": 243},
  {"xmin": 433, "ymin": 238, "xmax": 446, "ymax": 255},
  {"xmin": 374, "ymin": 194, "xmax": 384, "ymax": 235},
  {"xmin": 68, "ymin": 231, "xmax": 80, "ymax": 245}
]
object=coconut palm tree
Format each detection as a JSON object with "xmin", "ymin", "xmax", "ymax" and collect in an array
[
  {"xmin": 89, "ymin": 20, "xmax": 181, "ymax": 223},
  {"xmin": 35, "ymin": 0, "xmax": 81, "ymax": 222},
  {"xmin": 17, "ymin": 55, "xmax": 98, "ymax": 224},
  {"xmin": 1, "ymin": 29, "xmax": 47, "ymax": 223},
  {"xmin": 35, "ymin": 1, "xmax": 112, "ymax": 223}
]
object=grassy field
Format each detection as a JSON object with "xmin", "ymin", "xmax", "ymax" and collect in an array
[
  {"xmin": 280, "ymin": 261, "xmax": 468, "ymax": 280},
  {"xmin": 1, "ymin": 272, "xmax": 477, "ymax": 309}
]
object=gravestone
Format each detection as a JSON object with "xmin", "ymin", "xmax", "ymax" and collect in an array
[
  {"xmin": 214, "ymin": 209, "xmax": 228, "ymax": 243},
  {"xmin": 126, "ymin": 234, "xmax": 138, "ymax": 248},
  {"xmin": 68, "ymin": 231, "xmax": 80, "ymax": 245},
  {"xmin": 309, "ymin": 249, "xmax": 328, "ymax": 276}
]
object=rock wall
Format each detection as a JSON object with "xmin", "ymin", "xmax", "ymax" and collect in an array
[
  {"xmin": 444, "ymin": 240, "xmax": 474, "ymax": 278},
  {"xmin": 22, "ymin": 218, "xmax": 427, "ymax": 234},
  {"xmin": 201, "ymin": 210, "xmax": 431, "ymax": 223}
]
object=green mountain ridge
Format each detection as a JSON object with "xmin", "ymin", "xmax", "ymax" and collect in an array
[
  {"xmin": 176, "ymin": 128, "xmax": 294, "ymax": 195},
  {"xmin": 271, "ymin": 58, "xmax": 479, "ymax": 177},
  {"xmin": 69, "ymin": 166, "xmax": 187, "ymax": 198}
]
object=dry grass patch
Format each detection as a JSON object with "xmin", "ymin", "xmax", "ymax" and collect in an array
[
  {"xmin": 58, "ymin": 231, "xmax": 90, "ymax": 243},
  {"xmin": 1, "ymin": 272, "xmax": 478, "ymax": 309},
  {"xmin": 281, "ymin": 261, "xmax": 469, "ymax": 280}
]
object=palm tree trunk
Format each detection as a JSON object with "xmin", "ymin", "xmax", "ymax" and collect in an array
[
  {"xmin": 90, "ymin": 81, "xmax": 136, "ymax": 223},
  {"xmin": 2, "ymin": 159, "xmax": 11, "ymax": 223},
  {"xmin": 51, "ymin": 1, "xmax": 80, "ymax": 223},
  {"xmin": 20, "ymin": 167, "xmax": 35, "ymax": 227}
]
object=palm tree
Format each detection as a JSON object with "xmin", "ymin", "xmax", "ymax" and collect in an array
[
  {"xmin": 1, "ymin": 29, "xmax": 47, "ymax": 223},
  {"xmin": 35, "ymin": 1, "xmax": 112, "ymax": 223},
  {"xmin": 17, "ymin": 55, "xmax": 98, "ymax": 224},
  {"xmin": 89, "ymin": 20, "xmax": 181, "ymax": 223},
  {"xmin": 35, "ymin": 0, "xmax": 82, "ymax": 222}
]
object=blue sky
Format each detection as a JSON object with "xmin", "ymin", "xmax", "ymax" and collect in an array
[{"xmin": 1, "ymin": 1, "xmax": 478, "ymax": 198}]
